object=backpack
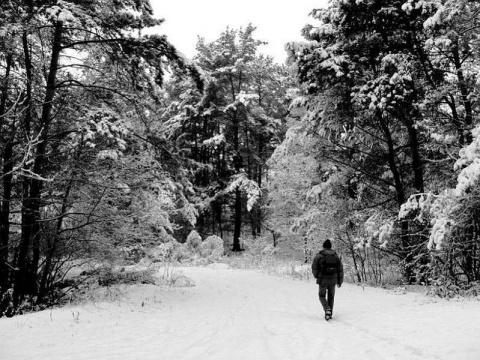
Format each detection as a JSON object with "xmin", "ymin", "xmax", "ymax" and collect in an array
[{"xmin": 322, "ymin": 253, "xmax": 338, "ymax": 275}]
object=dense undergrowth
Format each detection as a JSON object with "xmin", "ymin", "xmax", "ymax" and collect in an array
[{"xmin": 2, "ymin": 232, "xmax": 478, "ymax": 319}]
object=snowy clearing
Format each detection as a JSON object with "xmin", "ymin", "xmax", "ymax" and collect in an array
[{"xmin": 1, "ymin": 264, "xmax": 480, "ymax": 360}]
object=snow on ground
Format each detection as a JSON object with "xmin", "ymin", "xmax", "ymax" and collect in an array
[{"xmin": 1, "ymin": 264, "xmax": 480, "ymax": 360}]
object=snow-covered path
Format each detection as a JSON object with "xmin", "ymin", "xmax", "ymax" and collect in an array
[{"xmin": 2, "ymin": 265, "xmax": 480, "ymax": 360}]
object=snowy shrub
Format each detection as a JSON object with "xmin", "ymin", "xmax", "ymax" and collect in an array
[
  {"xmin": 241, "ymin": 236, "xmax": 276, "ymax": 255},
  {"xmin": 186, "ymin": 230, "xmax": 202, "ymax": 251},
  {"xmin": 227, "ymin": 253, "xmax": 313, "ymax": 282},
  {"xmin": 261, "ymin": 243, "xmax": 278, "ymax": 256},
  {"xmin": 150, "ymin": 241, "xmax": 192, "ymax": 263},
  {"xmin": 155, "ymin": 242, "xmax": 176, "ymax": 261},
  {"xmin": 156, "ymin": 266, "xmax": 195, "ymax": 287},
  {"xmin": 171, "ymin": 243, "xmax": 192, "ymax": 262},
  {"xmin": 199, "ymin": 235, "xmax": 224, "ymax": 259},
  {"xmin": 427, "ymin": 276, "xmax": 480, "ymax": 299},
  {"xmin": 225, "ymin": 235, "xmax": 314, "ymax": 281},
  {"xmin": 277, "ymin": 264, "xmax": 312, "ymax": 281},
  {"xmin": 0, "ymin": 291, "xmax": 49, "ymax": 317},
  {"xmin": 149, "ymin": 235, "xmax": 226, "ymax": 265},
  {"xmin": 170, "ymin": 275, "xmax": 195, "ymax": 287},
  {"xmin": 97, "ymin": 267, "xmax": 156, "ymax": 287},
  {"xmin": 0, "ymin": 289, "xmax": 16, "ymax": 318},
  {"xmin": 121, "ymin": 244, "xmax": 145, "ymax": 263}
]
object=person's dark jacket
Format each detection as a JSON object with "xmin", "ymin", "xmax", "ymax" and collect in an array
[{"xmin": 311, "ymin": 249, "xmax": 344, "ymax": 286}]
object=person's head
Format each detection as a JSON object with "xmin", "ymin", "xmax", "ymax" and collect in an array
[{"xmin": 323, "ymin": 239, "xmax": 332, "ymax": 249}]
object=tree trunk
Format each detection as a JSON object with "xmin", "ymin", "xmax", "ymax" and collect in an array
[
  {"xmin": 38, "ymin": 180, "xmax": 73, "ymax": 301},
  {"xmin": 232, "ymin": 188, "xmax": 242, "ymax": 251},
  {"xmin": 218, "ymin": 202, "xmax": 223, "ymax": 239},
  {"xmin": 15, "ymin": 21, "xmax": 64, "ymax": 297},
  {"xmin": 14, "ymin": 31, "xmax": 35, "ymax": 298},
  {"xmin": 231, "ymin": 98, "xmax": 243, "ymax": 251},
  {"xmin": 256, "ymin": 137, "xmax": 263, "ymax": 236},
  {"xmin": 0, "ymin": 142, "xmax": 14, "ymax": 290},
  {"xmin": 378, "ymin": 114, "xmax": 406, "ymax": 206},
  {"xmin": 303, "ymin": 236, "xmax": 309, "ymax": 263},
  {"xmin": 347, "ymin": 235, "xmax": 362, "ymax": 283},
  {"xmin": 0, "ymin": 52, "xmax": 13, "ymax": 290},
  {"xmin": 452, "ymin": 44, "xmax": 473, "ymax": 144},
  {"xmin": 405, "ymin": 118, "xmax": 424, "ymax": 193}
]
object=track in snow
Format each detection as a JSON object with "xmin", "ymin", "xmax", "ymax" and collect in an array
[{"xmin": 1, "ymin": 265, "xmax": 480, "ymax": 360}]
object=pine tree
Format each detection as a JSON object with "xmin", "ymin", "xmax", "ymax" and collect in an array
[
  {"xmin": 163, "ymin": 25, "xmax": 293, "ymax": 251},
  {"xmin": 0, "ymin": 0, "xmax": 201, "ymax": 307}
]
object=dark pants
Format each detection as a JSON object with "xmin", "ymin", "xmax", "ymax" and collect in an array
[{"xmin": 318, "ymin": 285, "xmax": 336, "ymax": 314}]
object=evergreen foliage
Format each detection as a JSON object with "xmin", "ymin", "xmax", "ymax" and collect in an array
[
  {"xmin": 160, "ymin": 25, "xmax": 294, "ymax": 251},
  {"xmin": 282, "ymin": 0, "xmax": 480, "ymax": 287},
  {"xmin": 0, "ymin": 0, "xmax": 201, "ymax": 315},
  {"xmin": 3, "ymin": 0, "xmax": 480, "ymax": 317}
]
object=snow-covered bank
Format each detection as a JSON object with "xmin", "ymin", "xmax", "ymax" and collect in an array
[{"xmin": 1, "ymin": 265, "xmax": 479, "ymax": 360}]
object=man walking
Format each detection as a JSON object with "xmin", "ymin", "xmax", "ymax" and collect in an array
[{"xmin": 311, "ymin": 239, "xmax": 344, "ymax": 320}]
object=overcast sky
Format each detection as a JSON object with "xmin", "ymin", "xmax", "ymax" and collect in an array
[{"xmin": 149, "ymin": 0, "xmax": 328, "ymax": 64}]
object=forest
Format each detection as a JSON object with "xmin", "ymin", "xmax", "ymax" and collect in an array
[{"xmin": 1, "ymin": 0, "xmax": 480, "ymax": 316}]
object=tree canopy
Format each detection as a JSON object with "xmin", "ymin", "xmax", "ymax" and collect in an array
[
  {"xmin": 3, "ymin": 0, "xmax": 480, "ymax": 316},
  {"xmin": 283, "ymin": 0, "xmax": 480, "ymax": 285}
]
